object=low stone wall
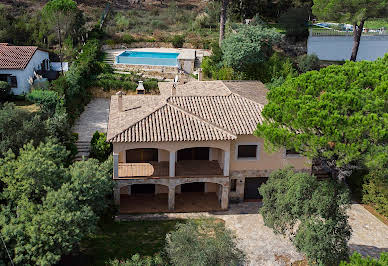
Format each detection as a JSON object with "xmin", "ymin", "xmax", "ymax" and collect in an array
[
  {"xmin": 102, "ymin": 42, "xmax": 197, "ymax": 51},
  {"xmin": 115, "ymin": 63, "xmax": 179, "ymax": 73}
]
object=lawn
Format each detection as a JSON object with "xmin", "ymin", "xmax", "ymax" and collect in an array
[
  {"xmin": 80, "ymin": 218, "xmax": 184, "ymax": 265},
  {"xmin": 13, "ymin": 100, "xmax": 39, "ymax": 113}
]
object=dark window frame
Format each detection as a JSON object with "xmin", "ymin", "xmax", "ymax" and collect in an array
[{"xmin": 236, "ymin": 144, "xmax": 259, "ymax": 160}]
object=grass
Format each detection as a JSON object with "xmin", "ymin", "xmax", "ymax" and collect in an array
[
  {"xmin": 80, "ymin": 218, "xmax": 184, "ymax": 265},
  {"xmin": 13, "ymin": 100, "xmax": 39, "ymax": 113}
]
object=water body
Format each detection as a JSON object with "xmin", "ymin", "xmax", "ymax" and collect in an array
[{"xmin": 308, "ymin": 35, "xmax": 388, "ymax": 61}]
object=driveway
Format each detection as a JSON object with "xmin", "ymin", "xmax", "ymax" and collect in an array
[
  {"xmin": 72, "ymin": 98, "xmax": 110, "ymax": 142},
  {"xmin": 118, "ymin": 202, "xmax": 388, "ymax": 266}
]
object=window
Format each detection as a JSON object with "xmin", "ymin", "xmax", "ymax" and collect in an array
[
  {"xmin": 285, "ymin": 148, "xmax": 300, "ymax": 156},
  {"xmin": 237, "ymin": 144, "xmax": 258, "ymax": 159},
  {"xmin": 230, "ymin": 179, "xmax": 237, "ymax": 192},
  {"xmin": 10, "ymin": 76, "xmax": 17, "ymax": 88}
]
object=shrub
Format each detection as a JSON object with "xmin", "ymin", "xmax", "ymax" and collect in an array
[
  {"xmin": 26, "ymin": 89, "xmax": 59, "ymax": 114},
  {"xmin": 143, "ymin": 80, "xmax": 158, "ymax": 91},
  {"xmin": 260, "ymin": 168, "xmax": 351, "ymax": 265},
  {"xmin": 171, "ymin": 35, "xmax": 185, "ymax": 48},
  {"xmin": 0, "ymin": 80, "xmax": 11, "ymax": 101},
  {"xmin": 166, "ymin": 219, "xmax": 245, "ymax": 266},
  {"xmin": 278, "ymin": 8, "xmax": 309, "ymax": 40},
  {"xmin": 122, "ymin": 34, "xmax": 135, "ymax": 44},
  {"xmin": 109, "ymin": 254, "xmax": 166, "ymax": 266},
  {"xmin": 90, "ymin": 131, "xmax": 112, "ymax": 162},
  {"xmin": 340, "ymin": 252, "xmax": 388, "ymax": 266},
  {"xmin": 297, "ymin": 54, "xmax": 320, "ymax": 73},
  {"xmin": 213, "ymin": 66, "xmax": 234, "ymax": 80},
  {"xmin": 362, "ymin": 169, "xmax": 388, "ymax": 217}
]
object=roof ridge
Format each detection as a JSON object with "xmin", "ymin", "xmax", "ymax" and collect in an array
[
  {"xmin": 107, "ymin": 102, "xmax": 169, "ymax": 142},
  {"xmin": 167, "ymin": 100, "xmax": 237, "ymax": 138},
  {"xmin": 227, "ymin": 92, "xmax": 265, "ymax": 108}
]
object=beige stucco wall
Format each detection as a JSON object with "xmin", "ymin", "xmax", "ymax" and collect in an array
[{"xmin": 229, "ymin": 135, "xmax": 310, "ymax": 171}]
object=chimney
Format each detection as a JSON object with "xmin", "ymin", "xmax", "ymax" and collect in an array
[
  {"xmin": 116, "ymin": 91, "xmax": 125, "ymax": 112},
  {"xmin": 198, "ymin": 68, "xmax": 203, "ymax": 81},
  {"xmin": 136, "ymin": 81, "xmax": 145, "ymax": 94},
  {"xmin": 171, "ymin": 83, "xmax": 177, "ymax": 96}
]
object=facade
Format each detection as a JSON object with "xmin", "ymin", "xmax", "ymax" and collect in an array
[
  {"xmin": 0, "ymin": 43, "xmax": 50, "ymax": 95},
  {"xmin": 107, "ymin": 81, "xmax": 310, "ymax": 213}
]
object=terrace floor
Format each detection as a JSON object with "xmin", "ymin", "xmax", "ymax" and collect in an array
[
  {"xmin": 119, "ymin": 192, "xmax": 221, "ymax": 214},
  {"xmin": 118, "ymin": 160, "xmax": 223, "ymax": 178}
]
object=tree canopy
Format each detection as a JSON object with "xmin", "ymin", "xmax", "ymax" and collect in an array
[
  {"xmin": 222, "ymin": 25, "xmax": 282, "ymax": 72},
  {"xmin": 260, "ymin": 168, "xmax": 351, "ymax": 265},
  {"xmin": 0, "ymin": 141, "xmax": 113, "ymax": 265},
  {"xmin": 255, "ymin": 54, "xmax": 388, "ymax": 180}
]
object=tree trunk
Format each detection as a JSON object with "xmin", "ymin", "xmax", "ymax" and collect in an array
[
  {"xmin": 350, "ymin": 20, "xmax": 365, "ymax": 62},
  {"xmin": 219, "ymin": 0, "xmax": 229, "ymax": 47}
]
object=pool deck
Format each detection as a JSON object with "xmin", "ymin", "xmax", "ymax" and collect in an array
[{"xmin": 105, "ymin": 47, "xmax": 210, "ymax": 63}]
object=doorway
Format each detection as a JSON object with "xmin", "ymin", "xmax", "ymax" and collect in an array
[{"xmin": 244, "ymin": 177, "xmax": 268, "ymax": 200}]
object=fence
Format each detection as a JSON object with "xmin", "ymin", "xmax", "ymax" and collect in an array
[{"xmin": 310, "ymin": 28, "xmax": 387, "ymax": 37}]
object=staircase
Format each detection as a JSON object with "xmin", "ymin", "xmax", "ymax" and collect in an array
[
  {"xmin": 74, "ymin": 141, "xmax": 91, "ymax": 161},
  {"xmin": 104, "ymin": 53, "xmax": 115, "ymax": 65}
]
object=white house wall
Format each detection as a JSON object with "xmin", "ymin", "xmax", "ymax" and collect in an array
[{"xmin": 0, "ymin": 50, "xmax": 49, "ymax": 95}]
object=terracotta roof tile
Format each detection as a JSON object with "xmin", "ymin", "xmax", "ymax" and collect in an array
[
  {"xmin": 0, "ymin": 45, "xmax": 38, "ymax": 69},
  {"xmin": 108, "ymin": 104, "xmax": 236, "ymax": 142}
]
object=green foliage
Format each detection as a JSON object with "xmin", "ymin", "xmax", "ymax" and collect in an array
[
  {"xmin": 171, "ymin": 35, "xmax": 185, "ymax": 48},
  {"xmin": 340, "ymin": 252, "xmax": 388, "ymax": 266},
  {"xmin": 26, "ymin": 89, "xmax": 60, "ymax": 114},
  {"xmin": 297, "ymin": 54, "xmax": 320, "ymax": 73},
  {"xmin": 0, "ymin": 103, "xmax": 47, "ymax": 156},
  {"xmin": 255, "ymin": 55, "xmax": 388, "ymax": 180},
  {"xmin": 278, "ymin": 8, "xmax": 309, "ymax": 40},
  {"xmin": 312, "ymin": 0, "xmax": 388, "ymax": 25},
  {"xmin": 0, "ymin": 81, "xmax": 10, "ymax": 101},
  {"xmin": 109, "ymin": 254, "xmax": 166, "ymax": 266},
  {"xmin": 166, "ymin": 219, "xmax": 245, "ymax": 266},
  {"xmin": 122, "ymin": 34, "xmax": 135, "ymax": 44},
  {"xmin": 222, "ymin": 25, "xmax": 282, "ymax": 72},
  {"xmin": 260, "ymin": 168, "xmax": 351, "ymax": 265},
  {"xmin": 90, "ymin": 131, "xmax": 112, "ymax": 162},
  {"xmin": 362, "ymin": 169, "xmax": 388, "ymax": 217},
  {"xmin": 0, "ymin": 141, "xmax": 113, "ymax": 265}
]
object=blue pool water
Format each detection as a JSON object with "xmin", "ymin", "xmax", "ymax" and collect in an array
[{"xmin": 116, "ymin": 51, "xmax": 179, "ymax": 66}]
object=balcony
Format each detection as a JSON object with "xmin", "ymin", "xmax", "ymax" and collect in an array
[{"xmin": 118, "ymin": 160, "xmax": 223, "ymax": 179}]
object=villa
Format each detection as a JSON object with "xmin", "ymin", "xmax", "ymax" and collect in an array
[
  {"xmin": 107, "ymin": 81, "xmax": 310, "ymax": 213},
  {"xmin": 0, "ymin": 43, "xmax": 50, "ymax": 95}
]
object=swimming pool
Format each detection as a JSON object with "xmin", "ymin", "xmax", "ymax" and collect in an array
[{"xmin": 116, "ymin": 51, "xmax": 179, "ymax": 66}]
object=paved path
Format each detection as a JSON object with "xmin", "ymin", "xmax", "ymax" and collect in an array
[
  {"xmin": 72, "ymin": 98, "xmax": 110, "ymax": 142},
  {"xmin": 348, "ymin": 204, "xmax": 388, "ymax": 258},
  {"xmin": 117, "ymin": 203, "xmax": 388, "ymax": 265}
]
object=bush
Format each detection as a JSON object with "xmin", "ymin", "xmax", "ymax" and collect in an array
[
  {"xmin": 278, "ymin": 8, "xmax": 309, "ymax": 40},
  {"xmin": 260, "ymin": 168, "xmax": 351, "ymax": 265},
  {"xmin": 166, "ymin": 219, "xmax": 245, "ymax": 266},
  {"xmin": 109, "ymin": 254, "xmax": 166, "ymax": 266},
  {"xmin": 362, "ymin": 169, "xmax": 388, "ymax": 217},
  {"xmin": 122, "ymin": 34, "xmax": 135, "ymax": 44},
  {"xmin": 340, "ymin": 252, "xmax": 388, "ymax": 266},
  {"xmin": 297, "ymin": 54, "xmax": 320, "ymax": 73},
  {"xmin": 90, "ymin": 131, "xmax": 112, "ymax": 162},
  {"xmin": 171, "ymin": 35, "xmax": 185, "ymax": 48},
  {"xmin": 0, "ymin": 80, "xmax": 11, "ymax": 101},
  {"xmin": 143, "ymin": 80, "xmax": 158, "ymax": 91},
  {"xmin": 26, "ymin": 89, "xmax": 59, "ymax": 114}
]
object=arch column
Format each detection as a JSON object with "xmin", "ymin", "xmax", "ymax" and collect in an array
[
  {"xmin": 220, "ymin": 185, "xmax": 229, "ymax": 210},
  {"xmin": 113, "ymin": 187, "xmax": 120, "ymax": 206},
  {"xmin": 169, "ymin": 151, "xmax": 176, "ymax": 177},
  {"xmin": 168, "ymin": 185, "xmax": 175, "ymax": 210},
  {"xmin": 113, "ymin": 152, "xmax": 119, "ymax": 178}
]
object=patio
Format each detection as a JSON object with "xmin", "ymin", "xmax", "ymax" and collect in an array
[
  {"xmin": 119, "ymin": 192, "xmax": 221, "ymax": 214},
  {"xmin": 118, "ymin": 160, "xmax": 223, "ymax": 178}
]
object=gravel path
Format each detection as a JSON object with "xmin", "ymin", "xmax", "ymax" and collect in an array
[
  {"xmin": 72, "ymin": 98, "xmax": 110, "ymax": 142},
  {"xmin": 118, "ymin": 202, "xmax": 388, "ymax": 265}
]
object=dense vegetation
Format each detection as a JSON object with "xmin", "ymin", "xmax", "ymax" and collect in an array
[
  {"xmin": 340, "ymin": 252, "xmax": 388, "ymax": 266},
  {"xmin": 260, "ymin": 168, "xmax": 351, "ymax": 265}
]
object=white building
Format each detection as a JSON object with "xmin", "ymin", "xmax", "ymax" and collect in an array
[{"xmin": 0, "ymin": 43, "xmax": 50, "ymax": 95}]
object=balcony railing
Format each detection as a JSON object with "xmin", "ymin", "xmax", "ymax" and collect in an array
[{"xmin": 118, "ymin": 160, "xmax": 223, "ymax": 178}]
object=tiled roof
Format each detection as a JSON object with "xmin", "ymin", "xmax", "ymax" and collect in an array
[
  {"xmin": 0, "ymin": 45, "xmax": 39, "ymax": 69},
  {"xmin": 168, "ymin": 94, "xmax": 264, "ymax": 135},
  {"xmin": 107, "ymin": 80, "xmax": 268, "ymax": 143},
  {"xmin": 108, "ymin": 104, "xmax": 236, "ymax": 142}
]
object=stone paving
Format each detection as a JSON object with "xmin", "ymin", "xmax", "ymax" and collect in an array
[
  {"xmin": 117, "ymin": 202, "xmax": 388, "ymax": 266},
  {"xmin": 72, "ymin": 98, "xmax": 110, "ymax": 142}
]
